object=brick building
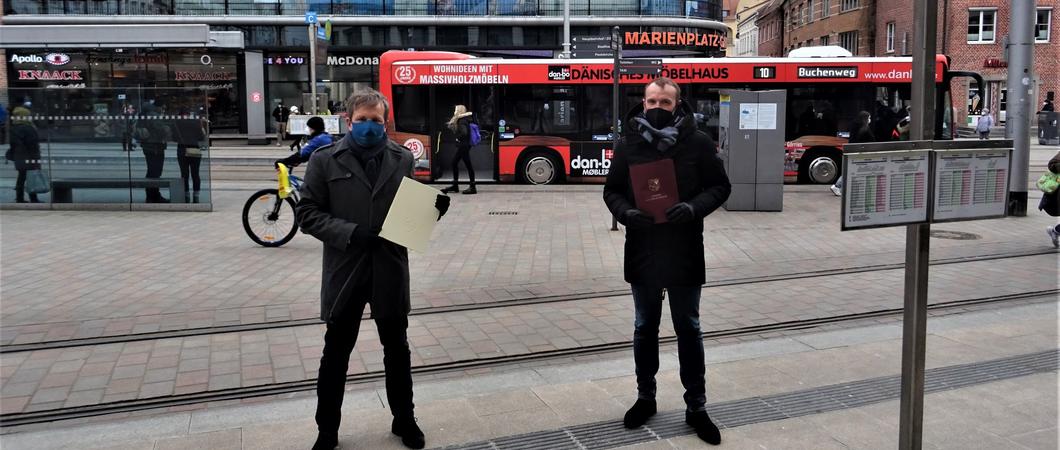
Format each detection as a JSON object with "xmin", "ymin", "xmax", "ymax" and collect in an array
[
  {"xmin": 756, "ymin": 0, "xmax": 786, "ymax": 56},
  {"xmin": 877, "ymin": 0, "xmax": 1058, "ymax": 128},
  {"xmin": 756, "ymin": 0, "xmax": 877, "ymax": 56}
]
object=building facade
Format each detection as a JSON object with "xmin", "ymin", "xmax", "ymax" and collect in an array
[
  {"xmin": 2, "ymin": 0, "xmax": 726, "ymax": 141},
  {"xmin": 875, "ymin": 0, "xmax": 1058, "ymax": 128},
  {"xmin": 781, "ymin": 0, "xmax": 876, "ymax": 56},
  {"xmin": 735, "ymin": 0, "xmax": 770, "ymax": 56},
  {"xmin": 756, "ymin": 0, "xmax": 786, "ymax": 56}
]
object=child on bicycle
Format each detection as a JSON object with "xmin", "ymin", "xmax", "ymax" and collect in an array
[{"xmin": 275, "ymin": 116, "xmax": 332, "ymax": 168}]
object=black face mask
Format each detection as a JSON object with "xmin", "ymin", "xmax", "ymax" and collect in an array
[{"xmin": 644, "ymin": 107, "xmax": 675, "ymax": 129}]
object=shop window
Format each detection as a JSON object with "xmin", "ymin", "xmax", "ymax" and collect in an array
[
  {"xmin": 1036, "ymin": 8, "xmax": 1052, "ymax": 43},
  {"xmin": 436, "ymin": 27, "xmax": 469, "ymax": 46},
  {"xmin": 967, "ymin": 9, "xmax": 996, "ymax": 43}
]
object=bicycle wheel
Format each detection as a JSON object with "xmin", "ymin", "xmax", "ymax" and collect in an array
[{"xmin": 242, "ymin": 188, "xmax": 299, "ymax": 247}]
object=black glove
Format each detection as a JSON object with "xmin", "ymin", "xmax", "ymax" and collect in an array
[
  {"xmin": 435, "ymin": 194, "xmax": 451, "ymax": 220},
  {"xmin": 348, "ymin": 225, "xmax": 379, "ymax": 249},
  {"xmin": 622, "ymin": 209, "xmax": 655, "ymax": 229},
  {"xmin": 665, "ymin": 202, "xmax": 695, "ymax": 224},
  {"xmin": 275, "ymin": 154, "xmax": 300, "ymax": 169}
]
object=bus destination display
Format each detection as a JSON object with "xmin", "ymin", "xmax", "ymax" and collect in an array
[
  {"xmin": 842, "ymin": 150, "xmax": 930, "ymax": 230},
  {"xmin": 932, "ymin": 149, "xmax": 1010, "ymax": 221}
]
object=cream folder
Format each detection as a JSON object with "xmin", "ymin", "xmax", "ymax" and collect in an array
[{"xmin": 379, "ymin": 177, "xmax": 442, "ymax": 253}]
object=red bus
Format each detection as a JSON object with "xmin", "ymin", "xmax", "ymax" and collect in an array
[{"xmin": 378, "ymin": 50, "xmax": 981, "ymax": 185}]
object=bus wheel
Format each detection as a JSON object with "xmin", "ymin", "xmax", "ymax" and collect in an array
[
  {"xmin": 519, "ymin": 151, "xmax": 563, "ymax": 185},
  {"xmin": 800, "ymin": 152, "xmax": 840, "ymax": 184}
]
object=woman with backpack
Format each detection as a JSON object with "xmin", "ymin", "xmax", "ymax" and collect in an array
[
  {"xmin": 441, "ymin": 105, "xmax": 478, "ymax": 195},
  {"xmin": 1038, "ymin": 150, "xmax": 1060, "ymax": 248}
]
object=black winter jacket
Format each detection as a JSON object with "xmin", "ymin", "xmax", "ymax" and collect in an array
[{"xmin": 603, "ymin": 101, "xmax": 732, "ymax": 287}]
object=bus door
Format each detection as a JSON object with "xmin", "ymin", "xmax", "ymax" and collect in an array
[{"xmin": 430, "ymin": 85, "xmax": 497, "ymax": 183}]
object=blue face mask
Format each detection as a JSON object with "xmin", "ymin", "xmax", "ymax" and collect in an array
[{"xmin": 350, "ymin": 120, "xmax": 386, "ymax": 147}]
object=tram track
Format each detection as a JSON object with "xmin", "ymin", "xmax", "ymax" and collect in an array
[
  {"xmin": 1, "ymin": 248, "xmax": 1055, "ymax": 354},
  {"xmin": 1, "ymin": 287, "xmax": 1054, "ymax": 429}
]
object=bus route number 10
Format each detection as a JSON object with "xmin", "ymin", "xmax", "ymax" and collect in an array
[{"xmin": 753, "ymin": 66, "xmax": 776, "ymax": 79}]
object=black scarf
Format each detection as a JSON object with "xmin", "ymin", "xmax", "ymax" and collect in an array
[{"xmin": 345, "ymin": 134, "xmax": 386, "ymax": 186}]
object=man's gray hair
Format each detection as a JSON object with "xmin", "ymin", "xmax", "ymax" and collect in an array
[{"xmin": 344, "ymin": 89, "xmax": 390, "ymax": 118}]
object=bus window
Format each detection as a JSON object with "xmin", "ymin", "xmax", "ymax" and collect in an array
[
  {"xmin": 685, "ymin": 84, "xmax": 721, "ymax": 141},
  {"xmin": 786, "ymin": 85, "xmax": 876, "ymax": 140},
  {"xmin": 501, "ymin": 85, "xmax": 579, "ymax": 135},
  {"xmin": 393, "ymin": 86, "xmax": 429, "ymax": 134},
  {"xmin": 583, "ymin": 86, "xmax": 613, "ymax": 135}
]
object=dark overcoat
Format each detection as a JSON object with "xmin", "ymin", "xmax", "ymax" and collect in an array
[
  {"xmin": 9, "ymin": 122, "xmax": 41, "ymax": 171},
  {"xmin": 295, "ymin": 135, "xmax": 414, "ymax": 321},
  {"xmin": 603, "ymin": 101, "xmax": 731, "ymax": 287}
]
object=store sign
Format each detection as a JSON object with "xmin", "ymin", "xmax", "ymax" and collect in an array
[
  {"xmin": 45, "ymin": 53, "xmax": 71, "ymax": 66},
  {"xmin": 18, "ymin": 70, "xmax": 83, "ymax": 81},
  {"xmin": 326, "ymin": 56, "xmax": 380, "ymax": 66},
  {"xmin": 266, "ymin": 56, "xmax": 307, "ymax": 65},
  {"xmin": 86, "ymin": 54, "xmax": 169, "ymax": 65},
  {"xmin": 547, "ymin": 65, "xmax": 572, "ymax": 81},
  {"xmin": 9, "ymin": 54, "xmax": 44, "ymax": 64},
  {"xmin": 983, "ymin": 58, "xmax": 1007, "ymax": 68},
  {"xmin": 624, "ymin": 31, "xmax": 726, "ymax": 50},
  {"xmin": 174, "ymin": 71, "xmax": 236, "ymax": 81}
]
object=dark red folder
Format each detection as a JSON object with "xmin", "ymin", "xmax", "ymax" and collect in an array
[{"xmin": 629, "ymin": 158, "xmax": 679, "ymax": 223}]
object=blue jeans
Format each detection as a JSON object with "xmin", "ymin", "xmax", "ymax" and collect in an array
[{"xmin": 631, "ymin": 284, "xmax": 706, "ymax": 411}]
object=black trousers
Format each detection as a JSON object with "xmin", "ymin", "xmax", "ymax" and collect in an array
[
  {"xmin": 176, "ymin": 146, "xmax": 202, "ymax": 194},
  {"xmin": 451, "ymin": 145, "xmax": 475, "ymax": 185},
  {"xmin": 142, "ymin": 147, "xmax": 165, "ymax": 200},
  {"xmin": 315, "ymin": 297, "xmax": 414, "ymax": 434}
]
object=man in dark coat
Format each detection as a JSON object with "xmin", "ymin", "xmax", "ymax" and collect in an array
[
  {"xmin": 296, "ymin": 89, "xmax": 450, "ymax": 450},
  {"xmin": 603, "ymin": 78, "xmax": 731, "ymax": 445}
]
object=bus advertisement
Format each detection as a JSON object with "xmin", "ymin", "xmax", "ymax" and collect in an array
[{"xmin": 379, "ymin": 50, "xmax": 980, "ymax": 186}]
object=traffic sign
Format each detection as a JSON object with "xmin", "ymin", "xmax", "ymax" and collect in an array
[
  {"xmin": 572, "ymin": 36, "xmax": 611, "ymax": 43},
  {"xmin": 571, "ymin": 42, "xmax": 612, "ymax": 51},
  {"xmin": 571, "ymin": 51, "xmax": 615, "ymax": 59},
  {"xmin": 317, "ymin": 26, "xmax": 327, "ymax": 40},
  {"xmin": 304, "ymin": 11, "xmax": 318, "ymax": 24},
  {"xmin": 619, "ymin": 59, "xmax": 662, "ymax": 75}
]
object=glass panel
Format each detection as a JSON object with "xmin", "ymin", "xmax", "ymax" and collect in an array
[{"xmin": 1, "ymin": 87, "xmax": 211, "ymax": 206}]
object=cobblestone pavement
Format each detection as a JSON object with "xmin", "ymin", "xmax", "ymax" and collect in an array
[
  {"xmin": 0, "ymin": 252, "xmax": 1054, "ymax": 415},
  {"xmin": 1, "ymin": 186, "xmax": 1056, "ymax": 347}
]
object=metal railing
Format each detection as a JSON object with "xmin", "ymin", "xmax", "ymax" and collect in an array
[{"xmin": 6, "ymin": 0, "xmax": 720, "ymax": 19}]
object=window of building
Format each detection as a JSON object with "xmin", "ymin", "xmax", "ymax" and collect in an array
[
  {"xmin": 822, "ymin": 0, "xmax": 830, "ymax": 17},
  {"xmin": 840, "ymin": 30, "xmax": 858, "ymax": 54},
  {"xmin": 808, "ymin": 0, "xmax": 815, "ymax": 21},
  {"xmin": 820, "ymin": 35, "xmax": 830, "ymax": 45},
  {"xmin": 886, "ymin": 22, "xmax": 896, "ymax": 53},
  {"xmin": 802, "ymin": 4, "xmax": 809, "ymax": 24},
  {"xmin": 967, "ymin": 9, "xmax": 996, "ymax": 43},
  {"xmin": 1036, "ymin": 8, "xmax": 1052, "ymax": 42},
  {"xmin": 841, "ymin": 0, "xmax": 857, "ymax": 12}
]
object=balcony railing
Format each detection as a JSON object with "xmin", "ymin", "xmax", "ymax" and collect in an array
[{"xmin": 6, "ymin": 0, "xmax": 721, "ymax": 20}]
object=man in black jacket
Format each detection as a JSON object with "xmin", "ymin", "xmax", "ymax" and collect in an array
[
  {"xmin": 603, "ymin": 78, "xmax": 731, "ymax": 445},
  {"xmin": 296, "ymin": 89, "xmax": 451, "ymax": 450}
]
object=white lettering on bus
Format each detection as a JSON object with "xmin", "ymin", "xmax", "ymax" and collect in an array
[
  {"xmin": 571, "ymin": 150, "xmax": 612, "ymax": 171},
  {"xmin": 417, "ymin": 75, "xmax": 510, "ymax": 84}
]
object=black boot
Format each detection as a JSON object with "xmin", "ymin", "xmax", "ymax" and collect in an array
[
  {"xmin": 311, "ymin": 431, "xmax": 338, "ymax": 450},
  {"xmin": 685, "ymin": 410, "xmax": 721, "ymax": 445},
  {"xmin": 391, "ymin": 416, "xmax": 425, "ymax": 449},
  {"xmin": 441, "ymin": 185, "xmax": 459, "ymax": 194},
  {"xmin": 623, "ymin": 398, "xmax": 656, "ymax": 429},
  {"xmin": 461, "ymin": 185, "xmax": 477, "ymax": 195}
]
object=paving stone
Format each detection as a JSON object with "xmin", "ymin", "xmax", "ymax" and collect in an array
[{"xmin": 153, "ymin": 429, "xmax": 241, "ymax": 450}]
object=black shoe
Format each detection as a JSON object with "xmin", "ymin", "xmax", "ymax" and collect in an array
[
  {"xmin": 685, "ymin": 410, "xmax": 721, "ymax": 445},
  {"xmin": 311, "ymin": 431, "xmax": 338, "ymax": 450},
  {"xmin": 391, "ymin": 416, "xmax": 425, "ymax": 449},
  {"xmin": 441, "ymin": 185, "xmax": 459, "ymax": 194},
  {"xmin": 461, "ymin": 186, "xmax": 477, "ymax": 195},
  {"xmin": 623, "ymin": 399, "xmax": 656, "ymax": 429}
]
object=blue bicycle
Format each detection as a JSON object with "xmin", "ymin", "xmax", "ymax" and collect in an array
[{"xmin": 242, "ymin": 163, "xmax": 302, "ymax": 247}]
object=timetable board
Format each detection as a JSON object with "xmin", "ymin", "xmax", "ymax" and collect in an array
[
  {"xmin": 842, "ymin": 150, "xmax": 931, "ymax": 230},
  {"xmin": 931, "ymin": 148, "xmax": 1011, "ymax": 222}
]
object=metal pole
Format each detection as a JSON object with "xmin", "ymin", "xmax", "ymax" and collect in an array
[
  {"xmin": 899, "ymin": 1, "xmax": 937, "ymax": 449},
  {"xmin": 561, "ymin": 0, "xmax": 571, "ymax": 58},
  {"xmin": 309, "ymin": 23, "xmax": 318, "ymax": 115},
  {"xmin": 611, "ymin": 25, "xmax": 621, "ymax": 232},
  {"xmin": 1005, "ymin": 0, "xmax": 1034, "ymax": 216}
]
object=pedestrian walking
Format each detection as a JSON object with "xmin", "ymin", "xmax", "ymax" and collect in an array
[
  {"xmin": 272, "ymin": 102, "xmax": 290, "ymax": 146},
  {"xmin": 7, "ymin": 106, "xmax": 42, "ymax": 203},
  {"xmin": 1041, "ymin": 92, "xmax": 1055, "ymax": 112},
  {"xmin": 603, "ymin": 77, "xmax": 730, "ymax": 445},
  {"xmin": 441, "ymin": 105, "xmax": 477, "ymax": 195},
  {"xmin": 1037, "ymin": 151, "xmax": 1060, "ymax": 248},
  {"xmin": 976, "ymin": 109, "xmax": 995, "ymax": 140},
  {"xmin": 274, "ymin": 116, "xmax": 333, "ymax": 168},
  {"xmin": 295, "ymin": 89, "xmax": 451, "ymax": 450},
  {"xmin": 831, "ymin": 110, "xmax": 876, "ymax": 196},
  {"xmin": 287, "ymin": 106, "xmax": 305, "ymax": 151},
  {"xmin": 174, "ymin": 107, "xmax": 207, "ymax": 203},
  {"xmin": 137, "ymin": 103, "xmax": 172, "ymax": 203}
]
